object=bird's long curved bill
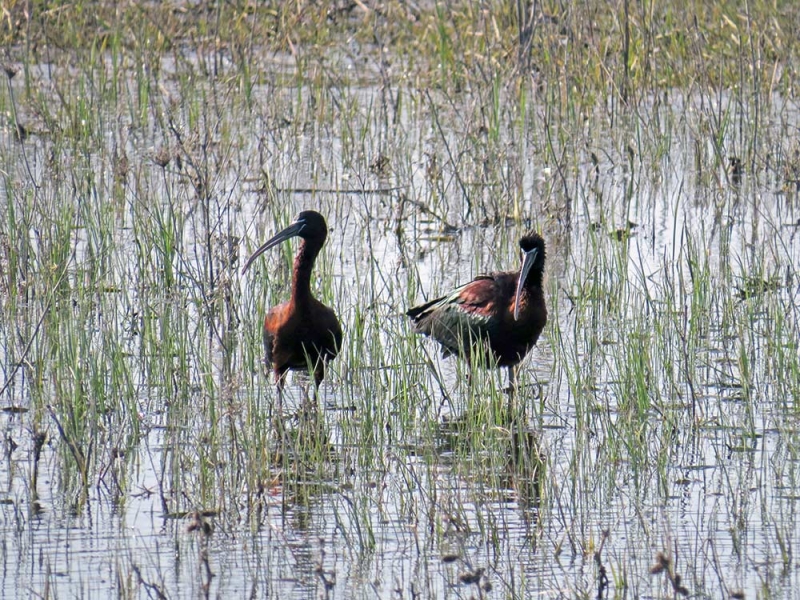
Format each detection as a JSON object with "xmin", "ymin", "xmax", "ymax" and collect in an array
[
  {"xmin": 241, "ymin": 220, "xmax": 305, "ymax": 274},
  {"xmin": 513, "ymin": 248, "xmax": 538, "ymax": 321}
]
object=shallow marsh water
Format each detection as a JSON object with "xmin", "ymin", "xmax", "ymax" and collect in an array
[{"xmin": 1, "ymin": 45, "xmax": 800, "ymax": 600}]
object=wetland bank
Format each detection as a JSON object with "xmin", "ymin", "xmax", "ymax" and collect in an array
[{"xmin": 2, "ymin": 1, "xmax": 800, "ymax": 598}]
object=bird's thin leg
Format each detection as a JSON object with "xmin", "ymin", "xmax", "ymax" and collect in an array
[
  {"xmin": 275, "ymin": 369, "xmax": 286, "ymax": 431},
  {"xmin": 306, "ymin": 358, "xmax": 325, "ymax": 405},
  {"xmin": 271, "ymin": 371, "xmax": 289, "ymax": 453},
  {"xmin": 506, "ymin": 367, "xmax": 517, "ymax": 424},
  {"xmin": 299, "ymin": 382, "xmax": 314, "ymax": 422},
  {"xmin": 274, "ymin": 370, "xmax": 287, "ymax": 412},
  {"xmin": 505, "ymin": 366, "xmax": 518, "ymax": 395},
  {"xmin": 313, "ymin": 363, "xmax": 325, "ymax": 404}
]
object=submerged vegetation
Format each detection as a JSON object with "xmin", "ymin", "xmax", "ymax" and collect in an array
[{"xmin": 1, "ymin": 0, "xmax": 800, "ymax": 597}]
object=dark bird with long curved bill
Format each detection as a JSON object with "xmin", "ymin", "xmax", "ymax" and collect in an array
[
  {"xmin": 407, "ymin": 233, "xmax": 547, "ymax": 390},
  {"xmin": 242, "ymin": 210, "xmax": 343, "ymax": 395}
]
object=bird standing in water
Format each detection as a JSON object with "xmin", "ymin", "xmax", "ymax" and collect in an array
[
  {"xmin": 407, "ymin": 233, "xmax": 547, "ymax": 389},
  {"xmin": 242, "ymin": 211, "xmax": 342, "ymax": 394}
]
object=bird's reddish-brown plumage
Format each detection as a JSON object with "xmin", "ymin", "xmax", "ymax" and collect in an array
[
  {"xmin": 244, "ymin": 210, "xmax": 342, "ymax": 388},
  {"xmin": 407, "ymin": 233, "xmax": 547, "ymax": 369}
]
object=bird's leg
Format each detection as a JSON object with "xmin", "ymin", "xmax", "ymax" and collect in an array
[
  {"xmin": 271, "ymin": 370, "xmax": 288, "ymax": 455},
  {"xmin": 301, "ymin": 378, "xmax": 317, "ymax": 412},
  {"xmin": 506, "ymin": 367, "xmax": 517, "ymax": 424},
  {"xmin": 311, "ymin": 362, "xmax": 325, "ymax": 404},
  {"xmin": 314, "ymin": 360, "xmax": 325, "ymax": 402},
  {"xmin": 296, "ymin": 363, "xmax": 321, "ymax": 419},
  {"xmin": 504, "ymin": 366, "xmax": 518, "ymax": 395},
  {"xmin": 273, "ymin": 369, "xmax": 287, "ymax": 413},
  {"xmin": 275, "ymin": 369, "xmax": 287, "ymax": 430}
]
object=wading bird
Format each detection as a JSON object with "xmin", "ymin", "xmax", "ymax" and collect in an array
[
  {"xmin": 407, "ymin": 233, "xmax": 547, "ymax": 389},
  {"xmin": 242, "ymin": 210, "xmax": 342, "ymax": 393}
]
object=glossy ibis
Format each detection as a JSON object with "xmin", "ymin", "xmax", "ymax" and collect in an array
[
  {"xmin": 407, "ymin": 233, "xmax": 547, "ymax": 388},
  {"xmin": 242, "ymin": 210, "xmax": 343, "ymax": 393}
]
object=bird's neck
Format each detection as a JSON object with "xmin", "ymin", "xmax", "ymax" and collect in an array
[
  {"xmin": 291, "ymin": 241, "xmax": 321, "ymax": 305},
  {"xmin": 527, "ymin": 269, "xmax": 544, "ymax": 289},
  {"xmin": 519, "ymin": 269, "xmax": 544, "ymax": 294}
]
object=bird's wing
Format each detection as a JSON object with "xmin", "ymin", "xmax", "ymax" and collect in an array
[
  {"xmin": 408, "ymin": 275, "xmax": 496, "ymax": 318},
  {"xmin": 449, "ymin": 275, "xmax": 498, "ymax": 314},
  {"xmin": 408, "ymin": 276, "xmax": 498, "ymax": 354}
]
